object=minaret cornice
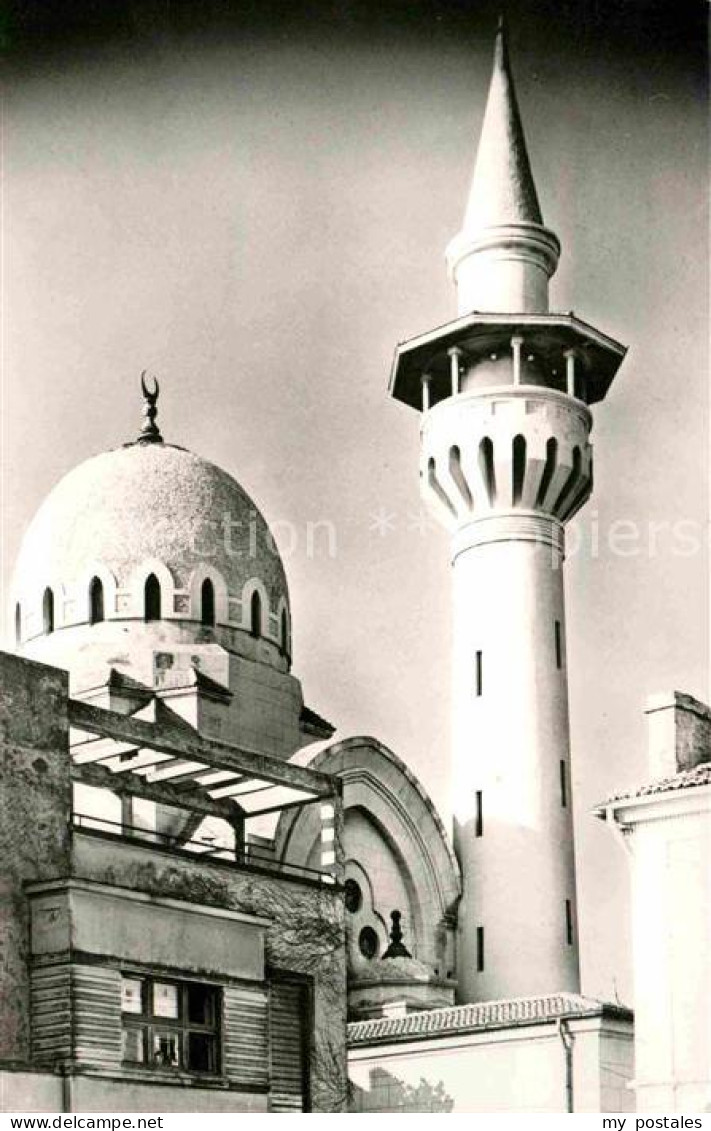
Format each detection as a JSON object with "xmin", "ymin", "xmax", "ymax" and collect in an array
[{"xmin": 390, "ymin": 311, "xmax": 626, "ymax": 412}]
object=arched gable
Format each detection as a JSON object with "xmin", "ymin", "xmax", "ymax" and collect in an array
[{"xmin": 276, "ymin": 736, "xmax": 461, "ymax": 970}]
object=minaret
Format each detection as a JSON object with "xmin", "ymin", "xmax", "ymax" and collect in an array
[{"xmin": 389, "ymin": 20, "xmax": 626, "ymax": 1003}]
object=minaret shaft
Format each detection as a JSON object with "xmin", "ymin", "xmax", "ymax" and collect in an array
[
  {"xmin": 451, "ymin": 525, "xmax": 580, "ymax": 1000},
  {"xmin": 422, "ymin": 385, "xmax": 589, "ymax": 1002}
]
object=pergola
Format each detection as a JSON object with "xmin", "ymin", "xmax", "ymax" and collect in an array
[{"xmin": 68, "ymin": 698, "xmax": 341, "ymax": 884}]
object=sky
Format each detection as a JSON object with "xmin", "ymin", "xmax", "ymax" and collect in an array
[{"xmin": 1, "ymin": 0, "xmax": 708, "ymax": 1002}]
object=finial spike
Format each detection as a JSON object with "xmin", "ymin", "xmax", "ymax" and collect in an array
[{"xmin": 137, "ymin": 370, "xmax": 163, "ymax": 444}]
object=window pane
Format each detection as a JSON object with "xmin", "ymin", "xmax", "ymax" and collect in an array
[
  {"xmin": 121, "ymin": 977, "xmax": 144, "ymax": 1015},
  {"xmin": 122, "ymin": 1027, "xmax": 145, "ymax": 1063},
  {"xmin": 186, "ymin": 983, "xmax": 214, "ymax": 1026},
  {"xmin": 152, "ymin": 1030, "xmax": 180, "ymax": 1067},
  {"xmin": 187, "ymin": 1032, "xmax": 216, "ymax": 1073},
  {"xmin": 153, "ymin": 982, "xmax": 179, "ymax": 1018}
]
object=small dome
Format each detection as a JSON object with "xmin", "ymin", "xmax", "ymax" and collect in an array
[{"xmin": 12, "ymin": 441, "xmax": 289, "ymax": 647}]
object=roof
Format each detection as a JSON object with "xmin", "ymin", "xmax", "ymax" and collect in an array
[
  {"xmin": 599, "ymin": 761, "xmax": 711, "ymax": 810},
  {"xmin": 347, "ymin": 993, "xmax": 632, "ymax": 1047}
]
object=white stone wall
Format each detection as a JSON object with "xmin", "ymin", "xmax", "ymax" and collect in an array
[
  {"xmin": 619, "ymin": 794, "xmax": 711, "ymax": 1112},
  {"xmin": 348, "ymin": 1015, "xmax": 633, "ymax": 1112}
]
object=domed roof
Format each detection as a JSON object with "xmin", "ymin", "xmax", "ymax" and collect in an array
[{"xmin": 12, "ymin": 440, "xmax": 289, "ymax": 616}]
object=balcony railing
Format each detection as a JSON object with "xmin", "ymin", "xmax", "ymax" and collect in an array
[{"xmin": 72, "ymin": 811, "xmax": 333, "ymax": 886}]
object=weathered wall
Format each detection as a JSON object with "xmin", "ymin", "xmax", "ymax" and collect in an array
[
  {"xmin": 0, "ymin": 1070, "xmax": 63, "ymax": 1112},
  {"xmin": 0, "ymin": 652, "xmax": 70, "ymax": 1060},
  {"xmin": 71, "ymin": 1077, "xmax": 269, "ymax": 1114},
  {"xmin": 71, "ymin": 833, "xmax": 347, "ymax": 1112}
]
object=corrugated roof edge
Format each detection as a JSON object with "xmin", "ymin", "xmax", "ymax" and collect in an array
[
  {"xmin": 347, "ymin": 992, "xmax": 632, "ymax": 1046},
  {"xmin": 596, "ymin": 762, "xmax": 711, "ymax": 814}
]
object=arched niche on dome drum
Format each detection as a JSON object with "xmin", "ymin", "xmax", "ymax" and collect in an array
[
  {"xmin": 144, "ymin": 574, "xmax": 161, "ymax": 622},
  {"xmin": 280, "ymin": 607, "xmax": 289, "ymax": 654},
  {"xmin": 89, "ymin": 576, "xmax": 105, "ymax": 625},
  {"xmin": 201, "ymin": 578, "xmax": 216, "ymax": 627},
  {"xmin": 14, "ymin": 602, "xmax": 21, "ymax": 645},
  {"xmin": 250, "ymin": 590, "xmax": 262, "ymax": 638},
  {"xmin": 42, "ymin": 588, "xmax": 55, "ymax": 635}
]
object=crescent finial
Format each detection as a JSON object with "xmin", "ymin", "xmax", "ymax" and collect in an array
[
  {"xmin": 140, "ymin": 370, "xmax": 159, "ymax": 402},
  {"xmin": 137, "ymin": 370, "xmax": 163, "ymax": 444}
]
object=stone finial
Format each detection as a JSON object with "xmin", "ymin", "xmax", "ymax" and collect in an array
[
  {"xmin": 137, "ymin": 371, "xmax": 163, "ymax": 444},
  {"xmin": 383, "ymin": 910, "xmax": 412, "ymax": 960}
]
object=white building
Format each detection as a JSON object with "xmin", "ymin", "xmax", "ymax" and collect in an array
[{"xmin": 598, "ymin": 692, "xmax": 711, "ymax": 1113}]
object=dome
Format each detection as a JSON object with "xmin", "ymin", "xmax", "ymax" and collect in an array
[{"xmin": 12, "ymin": 440, "xmax": 290, "ymax": 654}]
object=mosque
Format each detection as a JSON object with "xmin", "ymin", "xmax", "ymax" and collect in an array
[{"xmin": 0, "ymin": 19, "xmax": 707, "ymax": 1116}]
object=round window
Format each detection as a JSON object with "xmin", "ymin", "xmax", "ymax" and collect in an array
[
  {"xmin": 344, "ymin": 878, "xmax": 363, "ymax": 914},
  {"xmin": 358, "ymin": 926, "xmax": 379, "ymax": 960}
]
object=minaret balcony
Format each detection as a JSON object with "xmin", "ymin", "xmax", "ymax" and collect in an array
[
  {"xmin": 389, "ymin": 310, "xmax": 626, "ymax": 413},
  {"xmin": 419, "ymin": 384, "xmax": 593, "ymax": 531}
]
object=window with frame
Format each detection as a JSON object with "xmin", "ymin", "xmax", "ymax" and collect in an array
[{"xmin": 121, "ymin": 974, "xmax": 220, "ymax": 1074}]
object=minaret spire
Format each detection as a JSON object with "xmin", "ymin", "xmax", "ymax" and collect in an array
[
  {"xmin": 463, "ymin": 14, "xmax": 543, "ymax": 232},
  {"xmin": 446, "ymin": 19, "xmax": 560, "ymax": 316}
]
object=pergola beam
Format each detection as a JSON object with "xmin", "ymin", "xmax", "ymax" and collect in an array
[
  {"xmin": 72, "ymin": 762, "xmax": 238, "ymax": 822},
  {"xmin": 68, "ymin": 699, "xmax": 339, "ymax": 799}
]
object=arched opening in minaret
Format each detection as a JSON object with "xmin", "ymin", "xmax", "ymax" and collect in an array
[
  {"xmin": 144, "ymin": 574, "xmax": 161, "ymax": 622},
  {"xmin": 512, "ymin": 434, "xmax": 526, "ymax": 504},
  {"xmin": 478, "ymin": 438, "xmax": 496, "ymax": 505},
  {"xmin": 554, "ymin": 446, "xmax": 581, "ymax": 515},
  {"xmin": 559, "ymin": 454, "xmax": 592, "ymax": 523},
  {"xmin": 89, "ymin": 577, "xmax": 105, "ymax": 625},
  {"xmin": 427, "ymin": 457, "xmax": 456, "ymax": 517},
  {"xmin": 42, "ymin": 588, "xmax": 55, "ymax": 635},
  {"xmin": 250, "ymin": 591, "xmax": 262, "ymax": 638},
  {"xmin": 201, "ymin": 578, "xmax": 215, "ymax": 627},
  {"xmin": 449, "ymin": 445, "xmax": 473, "ymax": 509},
  {"xmin": 14, "ymin": 603, "xmax": 21, "ymax": 644},
  {"xmin": 536, "ymin": 438, "xmax": 558, "ymax": 508},
  {"xmin": 280, "ymin": 608, "xmax": 289, "ymax": 654}
]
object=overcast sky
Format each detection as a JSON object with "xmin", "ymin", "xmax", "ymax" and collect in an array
[{"xmin": 2, "ymin": 0, "xmax": 708, "ymax": 1001}]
